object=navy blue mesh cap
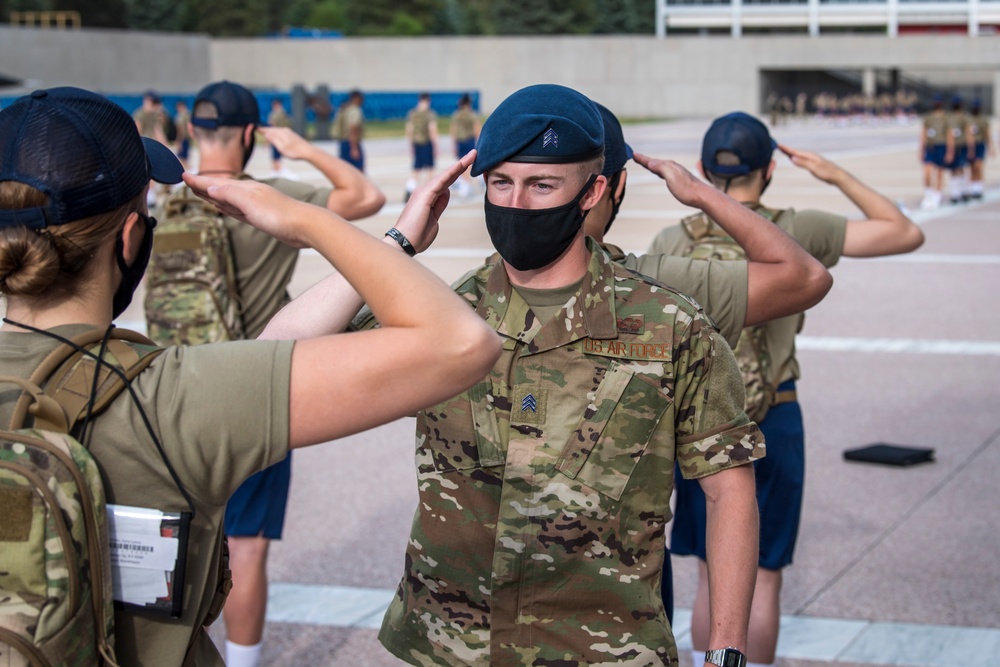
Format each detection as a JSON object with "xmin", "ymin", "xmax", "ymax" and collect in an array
[
  {"xmin": 471, "ymin": 84, "xmax": 604, "ymax": 177},
  {"xmin": 701, "ymin": 112, "xmax": 776, "ymax": 177},
  {"xmin": 593, "ymin": 101, "xmax": 633, "ymax": 178},
  {"xmin": 0, "ymin": 87, "xmax": 183, "ymax": 230},
  {"xmin": 191, "ymin": 80, "xmax": 261, "ymax": 129}
]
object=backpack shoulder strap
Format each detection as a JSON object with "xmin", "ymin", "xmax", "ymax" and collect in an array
[{"xmin": 9, "ymin": 328, "xmax": 164, "ymax": 432}]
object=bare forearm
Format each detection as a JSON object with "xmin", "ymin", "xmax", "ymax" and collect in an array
[
  {"xmin": 300, "ymin": 144, "xmax": 384, "ymax": 219},
  {"xmin": 828, "ymin": 165, "xmax": 908, "ymax": 224},
  {"xmin": 703, "ymin": 466, "xmax": 758, "ymax": 653}
]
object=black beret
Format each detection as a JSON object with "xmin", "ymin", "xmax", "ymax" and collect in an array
[{"xmin": 471, "ymin": 84, "xmax": 604, "ymax": 177}]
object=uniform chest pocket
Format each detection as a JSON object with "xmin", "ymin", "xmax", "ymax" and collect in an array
[
  {"xmin": 555, "ymin": 362, "xmax": 672, "ymax": 501},
  {"xmin": 417, "ymin": 380, "xmax": 505, "ymax": 474}
]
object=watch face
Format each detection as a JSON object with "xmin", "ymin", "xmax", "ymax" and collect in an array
[{"xmin": 723, "ymin": 649, "xmax": 745, "ymax": 667}]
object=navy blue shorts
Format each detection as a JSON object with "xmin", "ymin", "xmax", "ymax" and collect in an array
[
  {"xmin": 225, "ymin": 452, "xmax": 292, "ymax": 539},
  {"xmin": 176, "ymin": 138, "xmax": 190, "ymax": 161},
  {"xmin": 340, "ymin": 140, "xmax": 364, "ymax": 172},
  {"xmin": 670, "ymin": 380, "xmax": 804, "ymax": 570},
  {"xmin": 413, "ymin": 142, "xmax": 434, "ymax": 170},
  {"xmin": 974, "ymin": 142, "xmax": 986, "ymax": 162},
  {"xmin": 271, "ymin": 145, "xmax": 282, "ymax": 161},
  {"xmin": 456, "ymin": 138, "xmax": 476, "ymax": 159},
  {"xmin": 924, "ymin": 145, "xmax": 947, "ymax": 168},
  {"xmin": 946, "ymin": 149, "xmax": 968, "ymax": 171}
]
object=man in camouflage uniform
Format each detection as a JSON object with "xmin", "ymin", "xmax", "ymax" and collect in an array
[
  {"xmin": 185, "ymin": 80, "xmax": 385, "ymax": 667},
  {"xmin": 349, "ymin": 84, "xmax": 765, "ymax": 667}
]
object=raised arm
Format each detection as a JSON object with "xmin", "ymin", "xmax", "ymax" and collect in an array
[
  {"xmin": 779, "ymin": 144, "xmax": 924, "ymax": 258},
  {"xmin": 255, "ymin": 153, "xmax": 473, "ymax": 341},
  {"xmin": 634, "ymin": 153, "xmax": 833, "ymax": 326},
  {"xmin": 258, "ymin": 126, "xmax": 385, "ymax": 220},
  {"xmin": 182, "ymin": 152, "xmax": 500, "ymax": 449}
]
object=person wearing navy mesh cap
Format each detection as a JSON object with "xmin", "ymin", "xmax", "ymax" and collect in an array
[
  {"xmin": 177, "ymin": 79, "xmax": 385, "ymax": 667},
  {"xmin": 0, "ymin": 86, "xmax": 501, "ymax": 667},
  {"xmin": 258, "ymin": 82, "xmax": 761, "ymax": 666},
  {"xmin": 649, "ymin": 111, "xmax": 924, "ymax": 667}
]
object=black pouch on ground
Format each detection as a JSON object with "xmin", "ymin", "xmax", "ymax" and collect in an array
[{"xmin": 843, "ymin": 443, "xmax": 935, "ymax": 466}]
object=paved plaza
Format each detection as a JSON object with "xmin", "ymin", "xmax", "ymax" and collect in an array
[{"xmin": 113, "ymin": 115, "xmax": 999, "ymax": 666}]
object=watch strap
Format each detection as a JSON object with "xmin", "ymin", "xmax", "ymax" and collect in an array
[
  {"xmin": 385, "ymin": 227, "xmax": 416, "ymax": 256},
  {"xmin": 705, "ymin": 647, "xmax": 747, "ymax": 667}
]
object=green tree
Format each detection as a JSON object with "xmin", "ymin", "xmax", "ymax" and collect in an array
[
  {"xmin": 594, "ymin": 0, "xmax": 655, "ymax": 33},
  {"xmin": 128, "ymin": 0, "xmax": 183, "ymax": 32},
  {"xmin": 304, "ymin": 0, "xmax": 347, "ymax": 31},
  {"xmin": 62, "ymin": 0, "xmax": 129, "ymax": 28},
  {"xmin": 489, "ymin": 0, "xmax": 597, "ymax": 35},
  {"xmin": 184, "ymin": 0, "xmax": 271, "ymax": 36}
]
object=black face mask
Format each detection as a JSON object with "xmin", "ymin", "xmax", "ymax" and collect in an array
[
  {"xmin": 485, "ymin": 175, "xmax": 598, "ymax": 272},
  {"xmin": 113, "ymin": 212, "xmax": 156, "ymax": 319}
]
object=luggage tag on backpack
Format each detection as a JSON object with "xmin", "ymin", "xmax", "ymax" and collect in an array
[{"xmin": 107, "ymin": 504, "xmax": 191, "ymax": 618}]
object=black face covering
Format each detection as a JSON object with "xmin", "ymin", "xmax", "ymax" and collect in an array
[
  {"xmin": 485, "ymin": 175, "xmax": 598, "ymax": 272},
  {"xmin": 112, "ymin": 212, "xmax": 156, "ymax": 319}
]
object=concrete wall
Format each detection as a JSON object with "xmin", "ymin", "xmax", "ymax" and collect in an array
[
  {"xmin": 0, "ymin": 26, "xmax": 211, "ymax": 93},
  {"xmin": 209, "ymin": 34, "xmax": 1000, "ymax": 116},
  {"xmin": 2, "ymin": 27, "xmax": 998, "ymax": 116}
]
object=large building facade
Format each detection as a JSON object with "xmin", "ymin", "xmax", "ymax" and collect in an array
[{"xmin": 657, "ymin": 0, "xmax": 1000, "ymax": 37}]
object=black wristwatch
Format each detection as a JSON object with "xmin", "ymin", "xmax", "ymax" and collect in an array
[
  {"xmin": 385, "ymin": 227, "xmax": 416, "ymax": 256},
  {"xmin": 705, "ymin": 647, "xmax": 747, "ymax": 667}
]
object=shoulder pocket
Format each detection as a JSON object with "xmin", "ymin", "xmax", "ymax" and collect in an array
[{"xmin": 555, "ymin": 362, "xmax": 672, "ymax": 501}]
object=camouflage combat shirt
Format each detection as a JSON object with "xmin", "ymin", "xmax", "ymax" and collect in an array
[{"xmin": 373, "ymin": 240, "xmax": 764, "ymax": 666}]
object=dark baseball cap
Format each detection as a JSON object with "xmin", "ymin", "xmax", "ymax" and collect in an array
[
  {"xmin": 191, "ymin": 80, "xmax": 260, "ymax": 129},
  {"xmin": 701, "ymin": 112, "xmax": 776, "ymax": 177},
  {"xmin": 593, "ymin": 101, "xmax": 633, "ymax": 178},
  {"xmin": 471, "ymin": 84, "xmax": 604, "ymax": 177},
  {"xmin": 0, "ymin": 87, "xmax": 183, "ymax": 230}
]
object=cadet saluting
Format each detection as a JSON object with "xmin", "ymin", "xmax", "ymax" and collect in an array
[{"xmin": 0, "ymin": 86, "xmax": 500, "ymax": 667}]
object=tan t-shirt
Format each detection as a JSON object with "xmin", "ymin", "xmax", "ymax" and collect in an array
[
  {"xmin": 648, "ymin": 208, "xmax": 846, "ymax": 384},
  {"xmin": 407, "ymin": 107, "xmax": 437, "ymax": 145},
  {"xmin": 605, "ymin": 244, "xmax": 749, "ymax": 349},
  {"xmin": 225, "ymin": 178, "xmax": 332, "ymax": 338},
  {"xmin": 0, "ymin": 324, "xmax": 294, "ymax": 666},
  {"xmin": 923, "ymin": 113, "xmax": 948, "ymax": 147},
  {"xmin": 452, "ymin": 108, "xmax": 478, "ymax": 142}
]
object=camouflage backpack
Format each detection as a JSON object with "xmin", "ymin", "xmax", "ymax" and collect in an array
[
  {"xmin": 0, "ymin": 328, "xmax": 163, "ymax": 667},
  {"xmin": 144, "ymin": 186, "xmax": 244, "ymax": 346},
  {"xmin": 680, "ymin": 205, "xmax": 789, "ymax": 423}
]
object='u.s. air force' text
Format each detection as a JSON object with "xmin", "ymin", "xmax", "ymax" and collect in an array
[{"xmin": 583, "ymin": 338, "xmax": 672, "ymax": 359}]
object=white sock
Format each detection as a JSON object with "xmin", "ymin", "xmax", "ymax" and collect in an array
[
  {"xmin": 226, "ymin": 640, "xmax": 263, "ymax": 667},
  {"xmin": 971, "ymin": 181, "xmax": 984, "ymax": 195},
  {"xmin": 405, "ymin": 179, "xmax": 417, "ymax": 192}
]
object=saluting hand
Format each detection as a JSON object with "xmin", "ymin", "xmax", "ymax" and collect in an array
[
  {"xmin": 392, "ymin": 150, "xmax": 477, "ymax": 253},
  {"xmin": 633, "ymin": 152, "xmax": 707, "ymax": 208},
  {"xmin": 258, "ymin": 126, "xmax": 313, "ymax": 161},
  {"xmin": 778, "ymin": 143, "xmax": 842, "ymax": 183},
  {"xmin": 182, "ymin": 173, "xmax": 320, "ymax": 249}
]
